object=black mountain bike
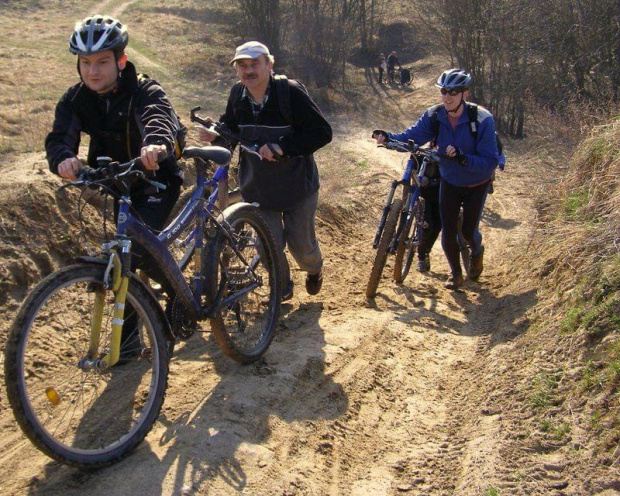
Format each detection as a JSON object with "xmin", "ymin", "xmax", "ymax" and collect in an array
[{"xmin": 367, "ymin": 140, "xmax": 444, "ymax": 298}]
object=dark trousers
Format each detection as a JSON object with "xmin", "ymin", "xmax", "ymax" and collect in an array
[
  {"xmin": 439, "ymin": 179, "xmax": 490, "ymax": 276},
  {"xmin": 418, "ymin": 185, "xmax": 441, "ymax": 259},
  {"xmin": 129, "ymin": 182, "xmax": 181, "ymax": 292},
  {"xmin": 119, "ymin": 182, "xmax": 181, "ymax": 348}
]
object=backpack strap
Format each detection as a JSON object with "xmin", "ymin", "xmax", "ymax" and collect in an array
[
  {"xmin": 229, "ymin": 81, "xmax": 245, "ymax": 122},
  {"xmin": 273, "ymin": 74, "xmax": 293, "ymax": 124},
  {"xmin": 465, "ymin": 102, "xmax": 479, "ymax": 137},
  {"xmin": 429, "ymin": 104, "xmax": 443, "ymax": 147}
]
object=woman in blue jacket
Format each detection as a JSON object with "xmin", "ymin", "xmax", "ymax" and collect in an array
[{"xmin": 373, "ymin": 69, "xmax": 499, "ymax": 289}]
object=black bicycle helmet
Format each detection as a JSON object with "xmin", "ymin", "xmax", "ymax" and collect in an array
[
  {"xmin": 435, "ymin": 69, "xmax": 471, "ymax": 90},
  {"xmin": 69, "ymin": 15, "xmax": 128, "ymax": 56}
]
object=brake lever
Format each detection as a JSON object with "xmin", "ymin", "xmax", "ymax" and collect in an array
[
  {"xmin": 240, "ymin": 144, "xmax": 262, "ymax": 160},
  {"xmin": 190, "ymin": 106, "xmax": 214, "ymax": 128}
]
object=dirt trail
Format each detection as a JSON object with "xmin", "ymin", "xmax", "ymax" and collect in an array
[
  {"xmin": 94, "ymin": 0, "xmax": 164, "ymax": 70},
  {"xmin": 0, "ymin": 117, "xmax": 546, "ymax": 495}
]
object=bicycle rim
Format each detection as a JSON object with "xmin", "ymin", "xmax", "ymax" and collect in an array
[
  {"xmin": 206, "ymin": 205, "xmax": 280, "ymax": 363},
  {"xmin": 5, "ymin": 264, "xmax": 168, "ymax": 468}
]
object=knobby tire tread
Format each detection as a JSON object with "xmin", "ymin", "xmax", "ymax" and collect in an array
[{"xmin": 366, "ymin": 198, "xmax": 403, "ymax": 298}]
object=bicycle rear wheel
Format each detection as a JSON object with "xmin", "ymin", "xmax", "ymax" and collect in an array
[
  {"xmin": 4, "ymin": 264, "xmax": 168, "ymax": 468},
  {"xmin": 366, "ymin": 198, "xmax": 403, "ymax": 298},
  {"xmin": 393, "ymin": 199, "xmax": 424, "ymax": 283},
  {"xmin": 204, "ymin": 204, "xmax": 281, "ymax": 363}
]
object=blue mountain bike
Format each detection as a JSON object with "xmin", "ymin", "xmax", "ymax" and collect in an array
[{"xmin": 4, "ymin": 107, "xmax": 282, "ymax": 468}]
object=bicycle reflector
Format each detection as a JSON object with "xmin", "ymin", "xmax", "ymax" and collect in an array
[{"xmin": 45, "ymin": 387, "xmax": 61, "ymax": 406}]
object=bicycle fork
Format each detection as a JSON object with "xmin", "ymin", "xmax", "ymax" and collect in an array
[{"xmin": 80, "ymin": 243, "xmax": 131, "ymax": 371}]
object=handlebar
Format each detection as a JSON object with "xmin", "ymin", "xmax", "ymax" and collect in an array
[
  {"xmin": 190, "ymin": 106, "xmax": 285, "ymax": 161},
  {"xmin": 382, "ymin": 139, "xmax": 455, "ymax": 163},
  {"xmin": 190, "ymin": 106, "xmax": 248, "ymax": 145},
  {"xmin": 70, "ymin": 155, "xmax": 167, "ymax": 191}
]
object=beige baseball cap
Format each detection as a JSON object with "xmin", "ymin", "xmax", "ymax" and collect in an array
[{"xmin": 230, "ymin": 41, "xmax": 271, "ymax": 65}]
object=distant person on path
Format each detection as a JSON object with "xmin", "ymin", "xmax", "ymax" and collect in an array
[
  {"xmin": 372, "ymin": 69, "xmax": 499, "ymax": 289},
  {"xmin": 387, "ymin": 51, "xmax": 401, "ymax": 83},
  {"xmin": 377, "ymin": 53, "xmax": 387, "ymax": 84},
  {"xmin": 198, "ymin": 41, "xmax": 332, "ymax": 301},
  {"xmin": 46, "ymin": 15, "xmax": 185, "ymax": 358}
]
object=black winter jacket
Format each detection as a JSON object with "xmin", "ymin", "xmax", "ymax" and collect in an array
[
  {"xmin": 45, "ymin": 61, "xmax": 183, "ymax": 194},
  {"xmin": 219, "ymin": 75, "xmax": 332, "ymax": 210}
]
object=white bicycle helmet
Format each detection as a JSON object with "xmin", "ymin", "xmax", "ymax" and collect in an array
[
  {"xmin": 435, "ymin": 69, "xmax": 472, "ymax": 90},
  {"xmin": 69, "ymin": 15, "xmax": 128, "ymax": 56}
]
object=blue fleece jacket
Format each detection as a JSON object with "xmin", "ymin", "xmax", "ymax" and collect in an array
[{"xmin": 389, "ymin": 103, "xmax": 499, "ymax": 187}]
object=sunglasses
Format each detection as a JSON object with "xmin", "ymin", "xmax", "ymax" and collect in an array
[{"xmin": 440, "ymin": 88, "xmax": 463, "ymax": 96}]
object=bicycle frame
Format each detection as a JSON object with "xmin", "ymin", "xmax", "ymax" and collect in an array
[
  {"xmin": 372, "ymin": 149, "xmax": 427, "ymax": 252},
  {"xmin": 83, "ymin": 149, "xmax": 262, "ymax": 369},
  {"xmin": 390, "ymin": 154, "xmax": 427, "ymax": 253}
]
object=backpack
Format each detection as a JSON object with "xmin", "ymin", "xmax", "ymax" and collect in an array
[
  {"xmin": 429, "ymin": 103, "xmax": 504, "ymax": 163},
  {"xmin": 128, "ymin": 74, "xmax": 187, "ymax": 160},
  {"xmin": 230, "ymin": 74, "xmax": 309, "ymax": 125}
]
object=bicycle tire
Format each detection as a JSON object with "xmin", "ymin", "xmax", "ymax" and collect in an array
[
  {"xmin": 204, "ymin": 204, "xmax": 281, "ymax": 363},
  {"xmin": 393, "ymin": 199, "xmax": 424, "ymax": 283},
  {"xmin": 366, "ymin": 198, "xmax": 403, "ymax": 298},
  {"xmin": 4, "ymin": 264, "xmax": 168, "ymax": 469}
]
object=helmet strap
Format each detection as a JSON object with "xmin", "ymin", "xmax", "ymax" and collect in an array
[{"xmin": 447, "ymin": 93, "xmax": 465, "ymax": 114}]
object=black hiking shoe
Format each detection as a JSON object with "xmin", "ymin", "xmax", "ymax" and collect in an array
[
  {"xmin": 305, "ymin": 270, "xmax": 323, "ymax": 295},
  {"xmin": 468, "ymin": 246, "xmax": 484, "ymax": 281},
  {"xmin": 444, "ymin": 273, "xmax": 464, "ymax": 290},
  {"xmin": 417, "ymin": 254, "xmax": 431, "ymax": 273}
]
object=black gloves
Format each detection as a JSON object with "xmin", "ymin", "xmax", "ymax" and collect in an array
[
  {"xmin": 453, "ymin": 147, "xmax": 467, "ymax": 166},
  {"xmin": 372, "ymin": 129, "xmax": 389, "ymax": 140}
]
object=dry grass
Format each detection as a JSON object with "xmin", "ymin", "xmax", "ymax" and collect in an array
[{"xmin": 517, "ymin": 114, "xmax": 620, "ymax": 460}]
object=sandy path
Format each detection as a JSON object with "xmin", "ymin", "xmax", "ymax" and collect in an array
[{"xmin": 0, "ymin": 125, "xmax": 542, "ymax": 495}]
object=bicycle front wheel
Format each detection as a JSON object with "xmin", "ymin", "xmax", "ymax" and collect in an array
[
  {"xmin": 366, "ymin": 198, "xmax": 403, "ymax": 298},
  {"xmin": 393, "ymin": 199, "xmax": 424, "ymax": 283},
  {"xmin": 4, "ymin": 264, "xmax": 168, "ymax": 469},
  {"xmin": 205, "ymin": 204, "xmax": 281, "ymax": 363}
]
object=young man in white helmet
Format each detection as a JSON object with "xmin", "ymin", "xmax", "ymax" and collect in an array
[{"xmin": 46, "ymin": 15, "xmax": 185, "ymax": 358}]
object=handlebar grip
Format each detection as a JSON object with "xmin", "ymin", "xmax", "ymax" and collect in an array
[{"xmin": 78, "ymin": 167, "xmax": 105, "ymax": 181}]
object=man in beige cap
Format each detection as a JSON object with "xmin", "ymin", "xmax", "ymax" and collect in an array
[{"xmin": 199, "ymin": 41, "xmax": 332, "ymax": 300}]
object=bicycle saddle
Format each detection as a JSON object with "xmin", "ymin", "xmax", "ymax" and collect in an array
[{"xmin": 183, "ymin": 146, "xmax": 231, "ymax": 165}]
